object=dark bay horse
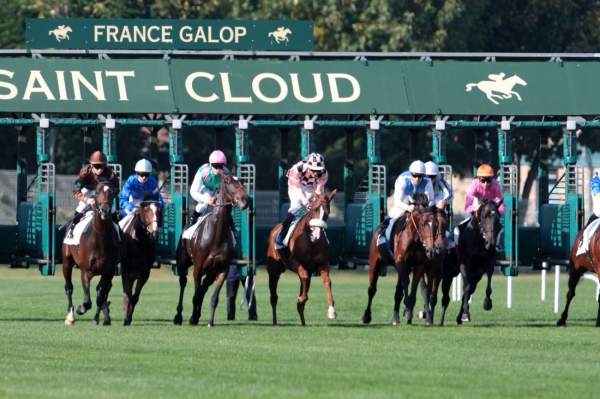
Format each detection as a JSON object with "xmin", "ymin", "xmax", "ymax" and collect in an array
[
  {"xmin": 557, "ymin": 226, "xmax": 600, "ymax": 327},
  {"xmin": 173, "ymin": 173, "xmax": 249, "ymax": 327},
  {"xmin": 121, "ymin": 201, "xmax": 162, "ymax": 325},
  {"xmin": 362, "ymin": 200, "xmax": 440, "ymax": 326},
  {"xmin": 63, "ymin": 182, "xmax": 120, "ymax": 325},
  {"xmin": 444, "ymin": 199, "xmax": 502, "ymax": 325},
  {"xmin": 266, "ymin": 190, "xmax": 337, "ymax": 326}
]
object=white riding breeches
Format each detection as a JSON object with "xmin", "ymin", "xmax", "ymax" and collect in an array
[
  {"xmin": 75, "ymin": 188, "xmax": 94, "ymax": 213},
  {"xmin": 287, "ymin": 189, "xmax": 314, "ymax": 215}
]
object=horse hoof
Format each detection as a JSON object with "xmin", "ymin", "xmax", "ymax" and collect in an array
[
  {"xmin": 461, "ymin": 313, "xmax": 471, "ymax": 322},
  {"xmin": 64, "ymin": 318, "xmax": 75, "ymax": 326},
  {"xmin": 76, "ymin": 305, "xmax": 87, "ymax": 315},
  {"xmin": 248, "ymin": 314, "xmax": 258, "ymax": 321},
  {"xmin": 556, "ymin": 319, "xmax": 566, "ymax": 327},
  {"xmin": 93, "ymin": 318, "xmax": 100, "ymax": 326},
  {"xmin": 103, "ymin": 319, "xmax": 111, "ymax": 326},
  {"xmin": 456, "ymin": 317, "xmax": 463, "ymax": 325},
  {"xmin": 362, "ymin": 312, "xmax": 372, "ymax": 324},
  {"xmin": 391, "ymin": 311, "xmax": 400, "ymax": 326},
  {"xmin": 123, "ymin": 319, "xmax": 131, "ymax": 326},
  {"xmin": 173, "ymin": 314, "xmax": 183, "ymax": 325},
  {"xmin": 327, "ymin": 306, "xmax": 337, "ymax": 320},
  {"xmin": 483, "ymin": 298, "xmax": 493, "ymax": 311},
  {"xmin": 207, "ymin": 323, "xmax": 213, "ymax": 328},
  {"xmin": 417, "ymin": 311, "xmax": 426, "ymax": 320},
  {"xmin": 189, "ymin": 317, "xmax": 199, "ymax": 326}
]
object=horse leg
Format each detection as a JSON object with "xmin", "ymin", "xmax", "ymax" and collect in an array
[
  {"xmin": 173, "ymin": 269, "xmax": 188, "ymax": 325},
  {"xmin": 391, "ymin": 269, "xmax": 404, "ymax": 326},
  {"xmin": 297, "ymin": 266, "xmax": 311, "ymax": 326},
  {"xmin": 417, "ymin": 277, "xmax": 429, "ymax": 320},
  {"xmin": 557, "ymin": 266, "xmax": 584, "ymax": 326},
  {"xmin": 456, "ymin": 264, "xmax": 470, "ymax": 324},
  {"xmin": 361, "ymin": 261, "xmax": 380, "ymax": 324},
  {"xmin": 208, "ymin": 270, "xmax": 227, "ymax": 327},
  {"xmin": 405, "ymin": 267, "xmax": 423, "ymax": 325},
  {"xmin": 439, "ymin": 272, "xmax": 453, "ymax": 326},
  {"xmin": 128, "ymin": 270, "xmax": 149, "ymax": 326},
  {"xmin": 268, "ymin": 268, "xmax": 281, "ymax": 326},
  {"xmin": 122, "ymin": 272, "xmax": 134, "ymax": 326},
  {"xmin": 190, "ymin": 272, "xmax": 215, "ymax": 325},
  {"xmin": 483, "ymin": 266, "xmax": 494, "ymax": 311},
  {"xmin": 76, "ymin": 272, "xmax": 93, "ymax": 315},
  {"xmin": 94, "ymin": 274, "xmax": 113, "ymax": 326},
  {"xmin": 320, "ymin": 268, "xmax": 336, "ymax": 320},
  {"xmin": 428, "ymin": 273, "xmax": 441, "ymax": 326},
  {"xmin": 63, "ymin": 255, "xmax": 75, "ymax": 325}
]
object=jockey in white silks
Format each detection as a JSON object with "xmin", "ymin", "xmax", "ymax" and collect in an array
[
  {"xmin": 424, "ymin": 161, "xmax": 452, "ymax": 210},
  {"xmin": 376, "ymin": 160, "xmax": 434, "ymax": 257},
  {"xmin": 275, "ymin": 152, "xmax": 328, "ymax": 250},
  {"xmin": 577, "ymin": 173, "xmax": 600, "ymax": 255},
  {"xmin": 188, "ymin": 149, "xmax": 230, "ymax": 227},
  {"xmin": 118, "ymin": 159, "xmax": 164, "ymax": 231}
]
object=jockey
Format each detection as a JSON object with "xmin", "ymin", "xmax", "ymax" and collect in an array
[
  {"xmin": 377, "ymin": 160, "xmax": 434, "ymax": 251},
  {"xmin": 188, "ymin": 149, "xmax": 230, "ymax": 226},
  {"xmin": 119, "ymin": 158, "xmax": 164, "ymax": 219},
  {"xmin": 425, "ymin": 161, "xmax": 452, "ymax": 210},
  {"xmin": 275, "ymin": 152, "xmax": 328, "ymax": 249},
  {"xmin": 67, "ymin": 150, "xmax": 119, "ymax": 238},
  {"xmin": 454, "ymin": 164, "xmax": 506, "ymax": 241},
  {"xmin": 587, "ymin": 172, "xmax": 600, "ymax": 226}
]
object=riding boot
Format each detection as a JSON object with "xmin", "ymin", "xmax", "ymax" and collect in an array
[
  {"xmin": 187, "ymin": 210, "xmax": 201, "ymax": 229},
  {"xmin": 276, "ymin": 213, "xmax": 295, "ymax": 249},
  {"xmin": 586, "ymin": 214, "xmax": 599, "ymax": 228},
  {"xmin": 376, "ymin": 216, "xmax": 395, "ymax": 267},
  {"xmin": 67, "ymin": 211, "xmax": 84, "ymax": 239}
]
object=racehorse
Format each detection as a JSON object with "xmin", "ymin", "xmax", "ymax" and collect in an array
[
  {"xmin": 465, "ymin": 74, "xmax": 527, "ymax": 105},
  {"xmin": 173, "ymin": 173, "xmax": 249, "ymax": 327},
  {"xmin": 446, "ymin": 199, "xmax": 502, "ymax": 325},
  {"xmin": 362, "ymin": 193, "xmax": 440, "ymax": 326},
  {"xmin": 266, "ymin": 190, "xmax": 337, "ymax": 326},
  {"xmin": 120, "ymin": 201, "xmax": 162, "ymax": 325},
  {"xmin": 557, "ymin": 226, "xmax": 600, "ymax": 327},
  {"xmin": 62, "ymin": 182, "xmax": 120, "ymax": 326}
]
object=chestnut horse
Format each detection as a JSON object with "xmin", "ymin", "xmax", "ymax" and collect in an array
[
  {"xmin": 557, "ymin": 226, "xmax": 600, "ymax": 327},
  {"xmin": 63, "ymin": 182, "xmax": 120, "ymax": 325},
  {"xmin": 173, "ymin": 173, "xmax": 249, "ymax": 327},
  {"xmin": 442, "ymin": 199, "xmax": 502, "ymax": 325},
  {"xmin": 266, "ymin": 190, "xmax": 337, "ymax": 326},
  {"xmin": 362, "ymin": 198, "xmax": 440, "ymax": 326},
  {"xmin": 121, "ymin": 201, "xmax": 162, "ymax": 325}
]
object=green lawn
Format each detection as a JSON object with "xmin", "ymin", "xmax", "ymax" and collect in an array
[{"xmin": 1, "ymin": 265, "xmax": 599, "ymax": 399}]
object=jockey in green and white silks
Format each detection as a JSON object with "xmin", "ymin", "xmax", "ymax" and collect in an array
[{"xmin": 188, "ymin": 149, "xmax": 230, "ymax": 226}]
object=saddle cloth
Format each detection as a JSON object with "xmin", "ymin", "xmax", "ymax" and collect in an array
[
  {"xmin": 63, "ymin": 212, "xmax": 120, "ymax": 246},
  {"xmin": 181, "ymin": 214, "xmax": 236, "ymax": 248},
  {"xmin": 119, "ymin": 213, "xmax": 135, "ymax": 232},
  {"xmin": 576, "ymin": 218, "xmax": 600, "ymax": 256}
]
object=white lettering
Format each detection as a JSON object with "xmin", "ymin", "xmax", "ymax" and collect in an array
[
  {"xmin": 179, "ymin": 26, "xmax": 192, "ymax": 43},
  {"xmin": 207, "ymin": 26, "xmax": 219, "ymax": 43},
  {"xmin": 133, "ymin": 26, "xmax": 146, "ymax": 43},
  {"xmin": 220, "ymin": 26, "xmax": 234, "ymax": 43},
  {"xmin": 290, "ymin": 73, "xmax": 324, "ymax": 103},
  {"xmin": 147, "ymin": 26, "xmax": 160, "ymax": 43},
  {"xmin": 328, "ymin": 73, "xmax": 360, "ymax": 103},
  {"xmin": 234, "ymin": 26, "xmax": 247, "ymax": 43},
  {"xmin": 55, "ymin": 71, "xmax": 68, "ymax": 100},
  {"xmin": 94, "ymin": 26, "xmax": 106, "ymax": 42},
  {"xmin": 106, "ymin": 25, "xmax": 119, "ymax": 43},
  {"xmin": 185, "ymin": 72, "xmax": 219, "ymax": 102},
  {"xmin": 120, "ymin": 26, "xmax": 132, "ymax": 43},
  {"xmin": 105, "ymin": 71, "xmax": 135, "ymax": 101},
  {"xmin": 0, "ymin": 70, "xmax": 17, "ymax": 100},
  {"xmin": 23, "ymin": 71, "xmax": 55, "ymax": 100},
  {"xmin": 71, "ymin": 71, "xmax": 106, "ymax": 101},
  {"xmin": 220, "ymin": 73, "xmax": 252, "ymax": 103},
  {"xmin": 252, "ymin": 73, "xmax": 288, "ymax": 103},
  {"xmin": 162, "ymin": 26, "xmax": 173, "ymax": 43}
]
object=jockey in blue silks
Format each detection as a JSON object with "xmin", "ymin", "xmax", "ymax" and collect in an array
[{"xmin": 119, "ymin": 159, "xmax": 164, "ymax": 225}]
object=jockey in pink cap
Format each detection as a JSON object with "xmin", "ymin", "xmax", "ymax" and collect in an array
[{"xmin": 188, "ymin": 149, "xmax": 230, "ymax": 226}]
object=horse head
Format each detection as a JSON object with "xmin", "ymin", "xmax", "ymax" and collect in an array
[
  {"xmin": 220, "ymin": 173, "xmax": 250, "ymax": 210},
  {"xmin": 136, "ymin": 201, "xmax": 162, "ymax": 241},
  {"xmin": 433, "ymin": 207, "xmax": 449, "ymax": 256},
  {"xmin": 475, "ymin": 199, "xmax": 502, "ymax": 252},
  {"xmin": 409, "ymin": 207, "xmax": 438, "ymax": 260},
  {"xmin": 94, "ymin": 183, "xmax": 116, "ymax": 222},
  {"xmin": 306, "ymin": 189, "xmax": 337, "ymax": 242}
]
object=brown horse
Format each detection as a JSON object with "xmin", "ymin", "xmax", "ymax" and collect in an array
[
  {"xmin": 121, "ymin": 201, "xmax": 162, "ymax": 325},
  {"xmin": 557, "ymin": 225, "xmax": 600, "ymax": 327},
  {"xmin": 362, "ymin": 204, "xmax": 439, "ymax": 326},
  {"xmin": 173, "ymin": 173, "xmax": 249, "ymax": 327},
  {"xmin": 266, "ymin": 190, "xmax": 337, "ymax": 326},
  {"xmin": 63, "ymin": 182, "xmax": 120, "ymax": 325}
]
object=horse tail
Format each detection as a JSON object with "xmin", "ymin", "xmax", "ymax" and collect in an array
[{"xmin": 465, "ymin": 83, "xmax": 476, "ymax": 92}]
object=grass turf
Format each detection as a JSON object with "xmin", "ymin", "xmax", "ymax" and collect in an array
[{"xmin": 1, "ymin": 266, "xmax": 599, "ymax": 399}]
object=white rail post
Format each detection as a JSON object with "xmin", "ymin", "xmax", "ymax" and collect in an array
[
  {"xmin": 554, "ymin": 265, "xmax": 560, "ymax": 313},
  {"xmin": 507, "ymin": 276, "xmax": 512, "ymax": 308},
  {"xmin": 541, "ymin": 261, "xmax": 548, "ymax": 301}
]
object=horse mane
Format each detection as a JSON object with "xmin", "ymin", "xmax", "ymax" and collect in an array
[{"xmin": 412, "ymin": 192, "xmax": 429, "ymax": 207}]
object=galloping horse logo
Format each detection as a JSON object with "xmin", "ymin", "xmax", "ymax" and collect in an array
[
  {"xmin": 48, "ymin": 25, "xmax": 72, "ymax": 42},
  {"xmin": 268, "ymin": 27, "xmax": 292, "ymax": 44},
  {"xmin": 465, "ymin": 73, "xmax": 527, "ymax": 105}
]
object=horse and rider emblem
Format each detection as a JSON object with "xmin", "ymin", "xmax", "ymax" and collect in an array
[
  {"xmin": 268, "ymin": 26, "xmax": 292, "ymax": 44},
  {"xmin": 48, "ymin": 25, "xmax": 72, "ymax": 42},
  {"xmin": 465, "ymin": 73, "xmax": 527, "ymax": 105}
]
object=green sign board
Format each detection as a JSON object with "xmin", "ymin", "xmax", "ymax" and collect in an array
[
  {"xmin": 26, "ymin": 18, "xmax": 314, "ymax": 51},
  {"xmin": 0, "ymin": 58, "xmax": 599, "ymax": 115}
]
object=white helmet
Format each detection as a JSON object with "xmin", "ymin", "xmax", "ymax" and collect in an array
[
  {"xmin": 409, "ymin": 160, "xmax": 426, "ymax": 175},
  {"xmin": 306, "ymin": 152, "xmax": 325, "ymax": 171},
  {"xmin": 424, "ymin": 161, "xmax": 439, "ymax": 176},
  {"xmin": 134, "ymin": 159, "xmax": 153, "ymax": 173}
]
